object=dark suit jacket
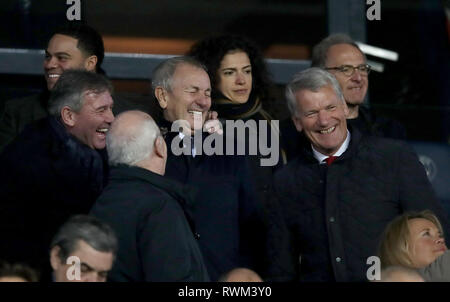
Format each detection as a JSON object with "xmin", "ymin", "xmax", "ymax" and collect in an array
[
  {"xmin": 274, "ymin": 126, "xmax": 449, "ymax": 281},
  {"xmin": 0, "ymin": 116, "xmax": 109, "ymax": 273},
  {"xmin": 91, "ymin": 165, "xmax": 210, "ymax": 282}
]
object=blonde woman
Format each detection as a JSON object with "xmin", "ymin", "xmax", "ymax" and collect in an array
[{"xmin": 378, "ymin": 210, "xmax": 450, "ymax": 281}]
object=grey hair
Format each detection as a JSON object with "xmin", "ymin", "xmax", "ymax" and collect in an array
[
  {"xmin": 107, "ymin": 111, "xmax": 161, "ymax": 166},
  {"xmin": 285, "ymin": 67, "xmax": 345, "ymax": 117},
  {"xmin": 311, "ymin": 33, "xmax": 366, "ymax": 68},
  {"xmin": 151, "ymin": 56, "xmax": 207, "ymax": 92},
  {"xmin": 48, "ymin": 69, "xmax": 113, "ymax": 116},
  {"xmin": 50, "ymin": 215, "xmax": 118, "ymax": 262}
]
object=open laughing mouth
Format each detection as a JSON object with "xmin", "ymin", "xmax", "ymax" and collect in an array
[
  {"xmin": 319, "ymin": 126, "xmax": 335, "ymax": 134},
  {"xmin": 96, "ymin": 128, "xmax": 108, "ymax": 138}
]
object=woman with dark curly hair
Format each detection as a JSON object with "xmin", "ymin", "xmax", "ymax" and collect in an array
[{"xmin": 188, "ymin": 34, "xmax": 285, "ymax": 175}]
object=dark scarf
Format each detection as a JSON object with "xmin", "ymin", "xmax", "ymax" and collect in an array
[
  {"xmin": 211, "ymin": 92, "xmax": 262, "ymax": 120},
  {"xmin": 48, "ymin": 116, "xmax": 109, "ymax": 196}
]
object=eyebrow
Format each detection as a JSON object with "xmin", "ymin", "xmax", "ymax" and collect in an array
[
  {"xmin": 221, "ymin": 64, "xmax": 251, "ymax": 71},
  {"xmin": 81, "ymin": 262, "xmax": 109, "ymax": 274},
  {"xmin": 45, "ymin": 50, "xmax": 71, "ymax": 57}
]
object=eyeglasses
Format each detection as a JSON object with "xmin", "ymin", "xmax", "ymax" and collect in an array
[{"xmin": 325, "ymin": 64, "xmax": 371, "ymax": 77}]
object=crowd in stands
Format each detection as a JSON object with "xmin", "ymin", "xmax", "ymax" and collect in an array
[{"xmin": 0, "ymin": 23, "xmax": 448, "ymax": 283}]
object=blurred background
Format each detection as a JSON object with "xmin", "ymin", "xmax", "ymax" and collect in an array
[{"xmin": 0, "ymin": 0, "xmax": 449, "ymax": 142}]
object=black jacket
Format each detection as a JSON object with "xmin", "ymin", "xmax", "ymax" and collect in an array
[
  {"xmin": 90, "ymin": 165, "xmax": 209, "ymax": 282},
  {"xmin": 0, "ymin": 116, "xmax": 109, "ymax": 273},
  {"xmin": 273, "ymin": 126, "xmax": 449, "ymax": 281},
  {"xmin": 159, "ymin": 119, "xmax": 267, "ymax": 281}
]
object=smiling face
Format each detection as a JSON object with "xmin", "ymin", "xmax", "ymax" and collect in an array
[
  {"xmin": 51, "ymin": 240, "xmax": 114, "ymax": 282},
  {"xmin": 407, "ymin": 218, "xmax": 447, "ymax": 268},
  {"xmin": 161, "ymin": 63, "xmax": 211, "ymax": 131},
  {"xmin": 44, "ymin": 34, "xmax": 96, "ymax": 90},
  {"xmin": 292, "ymin": 84, "xmax": 349, "ymax": 156},
  {"xmin": 216, "ymin": 50, "xmax": 252, "ymax": 104},
  {"xmin": 325, "ymin": 44, "xmax": 368, "ymax": 108},
  {"xmin": 65, "ymin": 91, "xmax": 114, "ymax": 149}
]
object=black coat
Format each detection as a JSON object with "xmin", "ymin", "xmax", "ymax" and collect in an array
[
  {"xmin": 0, "ymin": 116, "xmax": 109, "ymax": 273},
  {"xmin": 90, "ymin": 165, "xmax": 209, "ymax": 282},
  {"xmin": 273, "ymin": 126, "xmax": 450, "ymax": 281},
  {"xmin": 160, "ymin": 119, "xmax": 267, "ymax": 281}
]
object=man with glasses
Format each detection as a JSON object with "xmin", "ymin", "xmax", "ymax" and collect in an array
[{"xmin": 281, "ymin": 34, "xmax": 406, "ymax": 161}]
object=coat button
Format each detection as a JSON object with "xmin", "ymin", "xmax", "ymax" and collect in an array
[
  {"xmin": 336, "ymin": 257, "xmax": 341, "ymax": 263},
  {"xmin": 195, "ymin": 233, "xmax": 201, "ymax": 239},
  {"xmin": 329, "ymin": 217, "xmax": 335, "ymax": 223}
]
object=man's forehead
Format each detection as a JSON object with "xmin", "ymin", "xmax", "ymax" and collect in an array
[
  {"xmin": 83, "ymin": 90, "xmax": 113, "ymax": 105},
  {"xmin": 47, "ymin": 34, "xmax": 80, "ymax": 53},
  {"xmin": 172, "ymin": 64, "xmax": 210, "ymax": 88},
  {"xmin": 326, "ymin": 43, "xmax": 365, "ymax": 64}
]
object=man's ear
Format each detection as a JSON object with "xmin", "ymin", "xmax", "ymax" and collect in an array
[
  {"xmin": 155, "ymin": 87, "xmax": 168, "ymax": 109},
  {"xmin": 291, "ymin": 115, "xmax": 303, "ymax": 132},
  {"xmin": 85, "ymin": 55, "xmax": 98, "ymax": 72},
  {"xmin": 61, "ymin": 106, "xmax": 77, "ymax": 127},
  {"xmin": 154, "ymin": 136, "xmax": 166, "ymax": 159},
  {"xmin": 50, "ymin": 246, "xmax": 62, "ymax": 270}
]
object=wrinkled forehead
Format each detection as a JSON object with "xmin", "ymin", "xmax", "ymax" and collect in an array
[
  {"xmin": 326, "ymin": 43, "xmax": 366, "ymax": 66},
  {"xmin": 172, "ymin": 64, "xmax": 211, "ymax": 88}
]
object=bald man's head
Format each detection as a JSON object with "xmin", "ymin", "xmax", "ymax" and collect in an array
[{"xmin": 107, "ymin": 110, "xmax": 165, "ymax": 169}]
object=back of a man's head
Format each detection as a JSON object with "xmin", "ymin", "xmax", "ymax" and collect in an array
[
  {"xmin": 52, "ymin": 23, "xmax": 105, "ymax": 74},
  {"xmin": 219, "ymin": 268, "xmax": 264, "ymax": 282},
  {"xmin": 48, "ymin": 69, "xmax": 113, "ymax": 117},
  {"xmin": 107, "ymin": 110, "xmax": 163, "ymax": 169}
]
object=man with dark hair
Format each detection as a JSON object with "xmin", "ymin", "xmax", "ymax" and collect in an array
[
  {"xmin": 49, "ymin": 215, "xmax": 117, "ymax": 282},
  {"xmin": 282, "ymin": 33, "xmax": 406, "ymax": 161},
  {"xmin": 0, "ymin": 23, "xmax": 137, "ymax": 152},
  {"xmin": 0, "ymin": 70, "xmax": 114, "ymax": 276},
  {"xmin": 275, "ymin": 67, "xmax": 448, "ymax": 281}
]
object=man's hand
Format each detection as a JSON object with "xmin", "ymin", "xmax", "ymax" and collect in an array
[{"xmin": 203, "ymin": 111, "xmax": 223, "ymax": 135}]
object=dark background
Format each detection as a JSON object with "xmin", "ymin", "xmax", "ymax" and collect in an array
[{"xmin": 0, "ymin": 0, "xmax": 449, "ymax": 142}]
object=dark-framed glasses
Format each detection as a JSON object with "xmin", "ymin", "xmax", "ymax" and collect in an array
[{"xmin": 325, "ymin": 64, "xmax": 371, "ymax": 77}]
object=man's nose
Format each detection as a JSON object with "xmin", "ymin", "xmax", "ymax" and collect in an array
[
  {"xmin": 44, "ymin": 57, "xmax": 57, "ymax": 69},
  {"xmin": 350, "ymin": 69, "xmax": 363, "ymax": 81},
  {"xmin": 105, "ymin": 108, "xmax": 114, "ymax": 123},
  {"xmin": 196, "ymin": 94, "xmax": 211, "ymax": 109},
  {"xmin": 317, "ymin": 110, "xmax": 330, "ymax": 126}
]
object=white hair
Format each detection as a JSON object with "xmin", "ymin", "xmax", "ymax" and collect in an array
[{"xmin": 107, "ymin": 111, "xmax": 161, "ymax": 166}]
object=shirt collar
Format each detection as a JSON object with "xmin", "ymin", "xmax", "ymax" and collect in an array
[{"xmin": 312, "ymin": 130, "xmax": 351, "ymax": 164}]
